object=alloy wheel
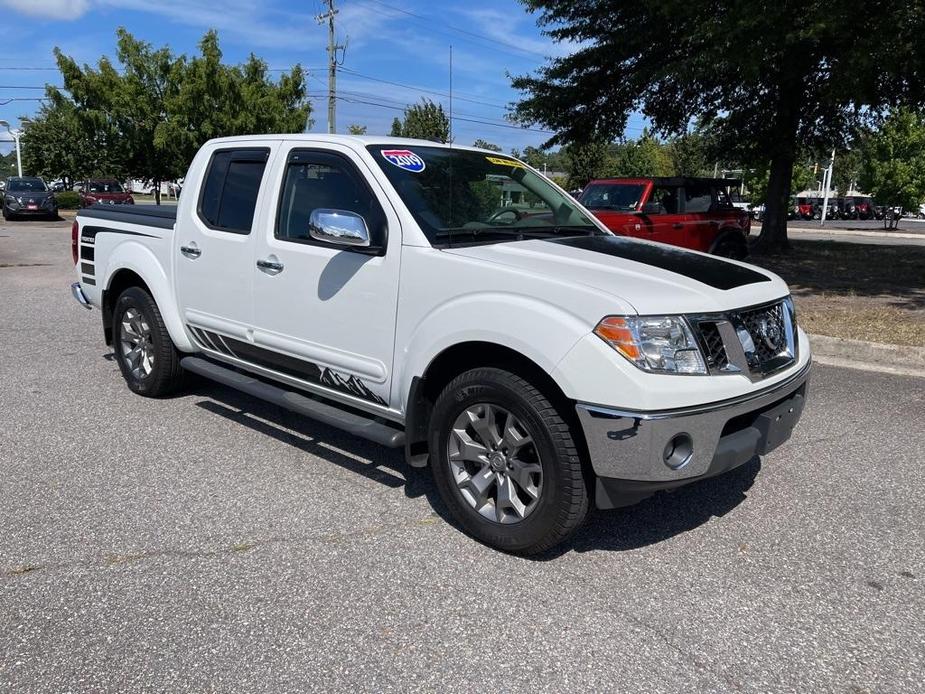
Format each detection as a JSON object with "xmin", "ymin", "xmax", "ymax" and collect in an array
[
  {"xmin": 119, "ymin": 307, "xmax": 154, "ymax": 380},
  {"xmin": 447, "ymin": 403, "xmax": 543, "ymax": 524}
]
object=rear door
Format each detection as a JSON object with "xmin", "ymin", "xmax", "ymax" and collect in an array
[
  {"xmin": 679, "ymin": 180, "xmax": 717, "ymax": 251},
  {"xmin": 248, "ymin": 144, "xmax": 402, "ymax": 412},
  {"xmin": 174, "ymin": 145, "xmax": 274, "ymax": 350}
]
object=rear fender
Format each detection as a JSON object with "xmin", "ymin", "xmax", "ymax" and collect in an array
[{"xmin": 101, "ymin": 241, "xmax": 194, "ymax": 352}]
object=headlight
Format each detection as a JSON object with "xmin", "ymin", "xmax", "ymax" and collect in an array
[{"xmin": 594, "ymin": 315, "xmax": 707, "ymax": 374}]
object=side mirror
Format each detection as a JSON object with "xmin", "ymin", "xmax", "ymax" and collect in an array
[
  {"xmin": 308, "ymin": 209, "xmax": 371, "ymax": 248},
  {"xmin": 640, "ymin": 202, "xmax": 662, "ymax": 215}
]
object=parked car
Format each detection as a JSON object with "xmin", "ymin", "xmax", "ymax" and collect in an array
[
  {"xmin": 839, "ymin": 193, "xmax": 875, "ymax": 220},
  {"xmin": 69, "ymin": 136, "xmax": 810, "ymax": 554},
  {"xmin": 79, "ymin": 179, "xmax": 135, "ymax": 208},
  {"xmin": 2, "ymin": 176, "xmax": 58, "ymax": 220},
  {"xmin": 578, "ymin": 177, "xmax": 751, "ymax": 259}
]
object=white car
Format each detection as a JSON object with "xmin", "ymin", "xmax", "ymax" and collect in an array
[{"xmin": 69, "ymin": 135, "xmax": 810, "ymax": 554}]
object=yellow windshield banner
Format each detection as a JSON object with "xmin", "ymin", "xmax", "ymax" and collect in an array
[{"xmin": 485, "ymin": 156, "xmax": 525, "ymax": 169}]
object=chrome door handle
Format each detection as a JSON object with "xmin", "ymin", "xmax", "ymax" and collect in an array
[
  {"xmin": 180, "ymin": 245, "xmax": 201, "ymax": 259},
  {"xmin": 672, "ymin": 223, "xmax": 684, "ymax": 229},
  {"xmin": 256, "ymin": 258, "xmax": 284, "ymax": 274}
]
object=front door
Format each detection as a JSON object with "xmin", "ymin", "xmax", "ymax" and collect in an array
[
  {"xmin": 638, "ymin": 183, "xmax": 684, "ymax": 245},
  {"xmin": 249, "ymin": 145, "xmax": 402, "ymax": 412},
  {"xmin": 174, "ymin": 145, "xmax": 274, "ymax": 348}
]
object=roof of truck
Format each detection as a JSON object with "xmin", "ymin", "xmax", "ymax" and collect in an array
[{"xmin": 204, "ymin": 134, "xmax": 498, "ymax": 154}]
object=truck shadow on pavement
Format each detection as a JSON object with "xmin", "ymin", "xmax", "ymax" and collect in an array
[{"xmin": 189, "ymin": 379, "xmax": 761, "ymax": 558}]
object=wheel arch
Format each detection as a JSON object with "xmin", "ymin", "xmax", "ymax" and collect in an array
[
  {"xmin": 403, "ymin": 341, "xmax": 590, "ymax": 473},
  {"xmin": 101, "ymin": 255, "xmax": 193, "ymax": 351}
]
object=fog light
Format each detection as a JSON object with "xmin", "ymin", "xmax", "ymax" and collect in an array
[{"xmin": 663, "ymin": 434, "xmax": 693, "ymax": 469}]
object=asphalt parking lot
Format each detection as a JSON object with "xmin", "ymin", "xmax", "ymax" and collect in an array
[{"xmin": 1, "ymin": 221, "xmax": 923, "ymax": 692}]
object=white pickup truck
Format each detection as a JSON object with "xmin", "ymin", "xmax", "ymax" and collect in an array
[{"xmin": 70, "ymin": 135, "xmax": 810, "ymax": 554}]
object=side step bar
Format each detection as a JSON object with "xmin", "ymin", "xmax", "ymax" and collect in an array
[{"xmin": 181, "ymin": 356, "xmax": 405, "ymax": 449}]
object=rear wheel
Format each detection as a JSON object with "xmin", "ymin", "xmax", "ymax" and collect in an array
[
  {"xmin": 429, "ymin": 367, "xmax": 589, "ymax": 555},
  {"xmin": 112, "ymin": 286, "xmax": 185, "ymax": 397}
]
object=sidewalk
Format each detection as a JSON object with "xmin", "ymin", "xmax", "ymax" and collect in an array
[{"xmin": 788, "ymin": 225, "xmax": 924, "ymax": 240}]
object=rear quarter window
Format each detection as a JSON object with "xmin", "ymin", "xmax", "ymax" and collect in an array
[{"xmin": 198, "ymin": 148, "xmax": 270, "ymax": 234}]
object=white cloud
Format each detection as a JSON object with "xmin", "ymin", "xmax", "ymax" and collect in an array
[{"xmin": 0, "ymin": 0, "xmax": 89, "ymax": 20}]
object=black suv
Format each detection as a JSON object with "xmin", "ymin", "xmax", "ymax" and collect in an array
[{"xmin": 2, "ymin": 176, "xmax": 58, "ymax": 221}]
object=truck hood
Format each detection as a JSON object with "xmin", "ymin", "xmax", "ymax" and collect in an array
[{"xmin": 442, "ymin": 235, "xmax": 789, "ymax": 315}]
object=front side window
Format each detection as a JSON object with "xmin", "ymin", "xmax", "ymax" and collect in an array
[
  {"xmin": 198, "ymin": 149, "xmax": 269, "ymax": 234},
  {"xmin": 580, "ymin": 183, "xmax": 645, "ymax": 211},
  {"xmin": 276, "ymin": 151, "xmax": 385, "ymax": 245},
  {"xmin": 650, "ymin": 185, "xmax": 681, "ymax": 214},
  {"xmin": 367, "ymin": 146, "xmax": 600, "ymax": 247}
]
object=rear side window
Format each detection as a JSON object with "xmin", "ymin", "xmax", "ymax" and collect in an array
[
  {"xmin": 198, "ymin": 148, "xmax": 269, "ymax": 234},
  {"xmin": 684, "ymin": 183, "xmax": 713, "ymax": 213}
]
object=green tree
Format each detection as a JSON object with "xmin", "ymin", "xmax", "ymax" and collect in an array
[
  {"xmin": 46, "ymin": 28, "xmax": 309, "ymax": 203},
  {"xmin": 21, "ymin": 90, "xmax": 122, "ymax": 185},
  {"xmin": 512, "ymin": 0, "xmax": 925, "ymax": 252},
  {"xmin": 668, "ymin": 132, "xmax": 713, "ymax": 177},
  {"xmin": 859, "ymin": 109, "xmax": 925, "ymax": 227},
  {"xmin": 612, "ymin": 132, "xmax": 674, "ymax": 177},
  {"xmin": 392, "ymin": 99, "xmax": 450, "ymax": 143},
  {"xmin": 562, "ymin": 141, "xmax": 614, "ymax": 190},
  {"xmin": 347, "ymin": 123, "xmax": 368, "ymax": 135},
  {"xmin": 472, "ymin": 138, "xmax": 502, "ymax": 152}
]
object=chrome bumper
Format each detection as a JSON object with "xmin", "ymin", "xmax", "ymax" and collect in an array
[
  {"xmin": 576, "ymin": 361, "xmax": 810, "ymax": 505},
  {"xmin": 70, "ymin": 282, "xmax": 92, "ymax": 309}
]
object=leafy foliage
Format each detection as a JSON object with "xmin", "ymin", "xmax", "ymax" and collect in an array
[
  {"xmin": 347, "ymin": 124, "xmax": 368, "ymax": 135},
  {"xmin": 391, "ymin": 99, "xmax": 450, "ymax": 143},
  {"xmin": 859, "ymin": 109, "xmax": 925, "ymax": 212},
  {"xmin": 22, "ymin": 28, "xmax": 310, "ymax": 200},
  {"xmin": 512, "ymin": 0, "xmax": 925, "ymax": 251},
  {"xmin": 472, "ymin": 138, "xmax": 502, "ymax": 152}
]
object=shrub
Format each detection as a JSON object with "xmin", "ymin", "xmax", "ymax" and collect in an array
[{"xmin": 55, "ymin": 191, "xmax": 79, "ymax": 209}]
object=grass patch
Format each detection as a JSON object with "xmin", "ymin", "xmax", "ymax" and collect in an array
[{"xmin": 749, "ymin": 240, "xmax": 925, "ymax": 347}]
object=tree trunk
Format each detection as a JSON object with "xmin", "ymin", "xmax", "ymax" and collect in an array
[
  {"xmin": 154, "ymin": 179, "xmax": 161, "ymax": 206},
  {"xmin": 753, "ymin": 79, "xmax": 803, "ymax": 255},
  {"xmin": 754, "ymin": 152, "xmax": 795, "ymax": 254}
]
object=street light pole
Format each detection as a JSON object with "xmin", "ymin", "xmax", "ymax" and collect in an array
[{"xmin": 0, "ymin": 120, "xmax": 22, "ymax": 177}]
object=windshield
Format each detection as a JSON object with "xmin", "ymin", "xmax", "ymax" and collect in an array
[
  {"xmin": 367, "ymin": 146, "xmax": 601, "ymax": 246},
  {"xmin": 7, "ymin": 178, "xmax": 47, "ymax": 192},
  {"xmin": 88, "ymin": 180, "xmax": 124, "ymax": 193},
  {"xmin": 579, "ymin": 182, "xmax": 645, "ymax": 211}
]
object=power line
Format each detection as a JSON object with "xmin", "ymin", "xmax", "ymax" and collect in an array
[
  {"xmin": 337, "ymin": 66, "xmax": 511, "ymax": 110},
  {"xmin": 361, "ymin": 0, "xmax": 550, "ymax": 62}
]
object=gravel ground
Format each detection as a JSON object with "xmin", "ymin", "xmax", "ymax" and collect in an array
[{"xmin": 1, "ymin": 222, "xmax": 923, "ymax": 693}]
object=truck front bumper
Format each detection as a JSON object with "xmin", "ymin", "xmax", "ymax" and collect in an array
[{"xmin": 576, "ymin": 360, "xmax": 810, "ymax": 509}]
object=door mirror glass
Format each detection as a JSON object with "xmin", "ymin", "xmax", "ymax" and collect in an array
[
  {"xmin": 640, "ymin": 202, "xmax": 663, "ymax": 215},
  {"xmin": 308, "ymin": 208, "xmax": 371, "ymax": 247}
]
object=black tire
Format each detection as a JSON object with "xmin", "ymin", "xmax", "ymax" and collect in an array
[
  {"xmin": 112, "ymin": 286, "xmax": 185, "ymax": 397},
  {"xmin": 2, "ymin": 206, "xmax": 14, "ymax": 221},
  {"xmin": 429, "ymin": 367, "xmax": 589, "ymax": 555},
  {"xmin": 713, "ymin": 235, "xmax": 748, "ymax": 260}
]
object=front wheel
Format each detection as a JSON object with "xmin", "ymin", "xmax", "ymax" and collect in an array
[
  {"xmin": 429, "ymin": 367, "xmax": 589, "ymax": 555},
  {"xmin": 112, "ymin": 286, "xmax": 185, "ymax": 397}
]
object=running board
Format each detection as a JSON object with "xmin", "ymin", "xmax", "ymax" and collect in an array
[{"xmin": 181, "ymin": 356, "xmax": 405, "ymax": 449}]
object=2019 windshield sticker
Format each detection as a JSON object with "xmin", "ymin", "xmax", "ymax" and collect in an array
[
  {"xmin": 381, "ymin": 149, "xmax": 426, "ymax": 173},
  {"xmin": 485, "ymin": 156, "xmax": 525, "ymax": 169}
]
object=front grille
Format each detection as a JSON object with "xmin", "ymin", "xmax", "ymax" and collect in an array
[
  {"xmin": 697, "ymin": 321, "xmax": 729, "ymax": 370},
  {"xmin": 739, "ymin": 302, "xmax": 787, "ymax": 365},
  {"xmin": 690, "ymin": 299, "xmax": 796, "ymax": 381}
]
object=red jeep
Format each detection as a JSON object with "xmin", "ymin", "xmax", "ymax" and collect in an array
[{"xmin": 578, "ymin": 177, "xmax": 751, "ymax": 258}]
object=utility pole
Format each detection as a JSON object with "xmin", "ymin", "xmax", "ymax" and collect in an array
[{"xmin": 317, "ymin": 0, "xmax": 345, "ymax": 134}]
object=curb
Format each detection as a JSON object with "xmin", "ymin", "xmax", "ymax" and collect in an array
[
  {"xmin": 809, "ymin": 333, "xmax": 925, "ymax": 377},
  {"xmin": 788, "ymin": 227, "xmax": 924, "ymax": 240}
]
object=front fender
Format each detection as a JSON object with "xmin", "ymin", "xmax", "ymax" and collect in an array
[
  {"xmin": 101, "ymin": 241, "xmax": 194, "ymax": 352},
  {"xmin": 395, "ymin": 291, "xmax": 592, "ymax": 411}
]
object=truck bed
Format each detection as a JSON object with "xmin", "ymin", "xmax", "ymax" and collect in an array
[{"xmin": 78, "ymin": 204, "xmax": 177, "ymax": 229}]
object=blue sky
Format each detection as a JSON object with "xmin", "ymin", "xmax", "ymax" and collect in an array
[{"xmin": 0, "ymin": 0, "xmax": 645, "ymax": 159}]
